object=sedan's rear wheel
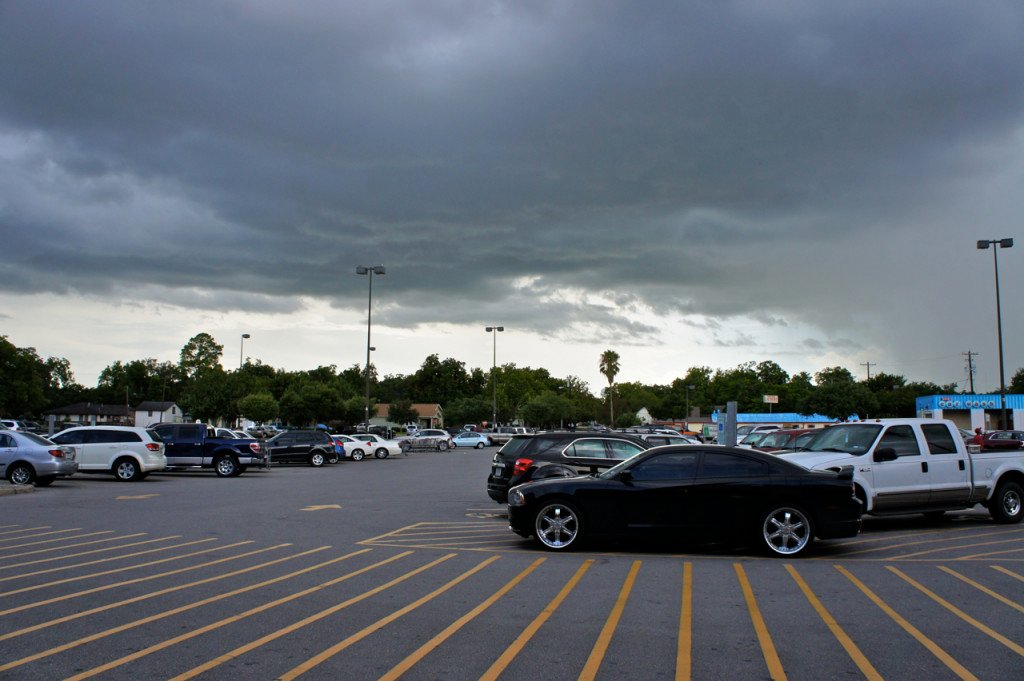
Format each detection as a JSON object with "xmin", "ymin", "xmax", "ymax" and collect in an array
[
  {"xmin": 437, "ymin": 441, "xmax": 450, "ymax": 451},
  {"xmin": 114, "ymin": 457, "xmax": 142, "ymax": 482},
  {"xmin": 351, "ymin": 449, "xmax": 365, "ymax": 461},
  {"xmin": 310, "ymin": 452, "xmax": 325, "ymax": 467},
  {"xmin": 8, "ymin": 463, "xmax": 35, "ymax": 486},
  {"xmin": 474, "ymin": 442, "xmax": 484, "ymax": 449},
  {"xmin": 761, "ymin": 505, "xmax": 813, "ymax": 557},
  {"xmin": 374, "ymin": 448, "xmax": 389, "ymax": 459},
  {"xmin": 534, "ymin": 500, "xmax": 583, "ymax": 551}
]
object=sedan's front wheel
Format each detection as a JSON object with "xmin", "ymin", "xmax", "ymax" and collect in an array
[
  {"xmin": 533, "ymin": 500, "xmax": 583, "ymax": 551},
  {"xmin": 474, "ymin": 442, "xmax": 484, "ymax": 449},
  {"xmin": 760, "ymin": 505, "xmax": 813, "ymax": 557}
]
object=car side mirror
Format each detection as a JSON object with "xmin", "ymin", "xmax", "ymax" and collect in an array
[
  {"xmin": 618, "ymin": 470, "xmax": 633, "ymax": 483},
  {"xmin": 873, "ymin": 447, "xmax": 898, "ymax": 462}
]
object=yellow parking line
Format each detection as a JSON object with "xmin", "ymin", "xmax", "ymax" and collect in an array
[
  {"xmin": 480, "ymin": 559, "xmax": 594, "ymax": 681},
  {"xmin": 786, "ymin": 565, "xmax": 882, "ymax": 680},
  {"xmin": 888, "ymin": 566, "xmax": 1024, "ymax": 656},
  {"xmin": 0, "ymin": 536, "xmax": 230, "ymax": 589},
  {"xmin": 992, "ymin": 565, "xmax": 1024, "ymax": 581},
  {"xmin": 0, "ymin": 542, "xmax": 287, "ymax": 616},
  {"xmin": 838, "ymin": 528, "xmax": 1014, "ymax": 557},
  {"xmin": 65, "ymin": 548, "xmax": 382, "ymax": 681},
  {"xmin": 579, "ymin": 560, "xmax": 641, "ymax": 681},
  {"xmin": 0, "ymin": 526, "xmax": 61, "ymax": 540},
  {"xmin": 892, "ymin": 536, "xmax": 1024, "ymax": 560},
  {"xmin": 938, "ymin": 566, "xmax": 1024, "ymax": 614},
  {"xmin": 958, "ymin": 546, "xmax": 1024, "ymax": 560},
  {"xmin": 378, "ymin": 557, "xmax": 546, "ymax": 681},
  {"xmin": 676, "ymin": 562, "xmax": 692, "ymax": 681},
  {"xmin": 0, "ymin": 544, "xmax": 330, "ymax": 649},
  {"xmin": 0, "ymin": 534, "xmax": 177, "ymax": 570},
  {"xmin": 282, "ymin": 555, "xmax": 501, "ymax": 679},
  {"xmin": 172, "ymin": 552, "xmax": 454, "ymax": 681},
  {"xmin": 0, "ymin": 529, "xmax": 113, "ymax": 551},
  {"xmin": 836, "ymin": 565, "xmax": 979, "ymax": 681},
  {"xmin": 735, "ymin": 563, "xmax": 786, "ymax": 680},
  {"xmin": 0, "ymin": 532, "xmax": 146, "ymax": 559}
]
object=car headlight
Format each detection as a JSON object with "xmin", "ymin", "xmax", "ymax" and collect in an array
[{"xmin": 508, "ymin": 487, "xmax": 526, "ymax": 507}]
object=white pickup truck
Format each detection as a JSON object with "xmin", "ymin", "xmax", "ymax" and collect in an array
[{"xmin": 780, "ymin": 418, "xmax": 1023, "ymax": 523}]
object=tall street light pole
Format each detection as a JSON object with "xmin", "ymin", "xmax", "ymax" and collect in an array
[
  {"xmin": 485, "ymin": 326, "xmax": 504, "ymax": 427},
  {"xmin": 356, "ymin": 265, "xmax": 385, "ymax": 430},
  {"xmin": 239, "ymin": 333, "xmax": 250, "ymax": 369},
  {"xmin": 977, "ymin": 238, "xmax": 1013, "ymax": 428}
]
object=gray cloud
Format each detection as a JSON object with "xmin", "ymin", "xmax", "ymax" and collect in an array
[{"xmin": 2, "ymin": 1, "xmax": 1023, "ymax": 382}]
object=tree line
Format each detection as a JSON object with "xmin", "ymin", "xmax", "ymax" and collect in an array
[{"xmin": 3, "ymin": 333, "xmax": 1023, "ymax": 429}]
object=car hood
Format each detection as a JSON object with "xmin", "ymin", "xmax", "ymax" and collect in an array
[{"xmin": 777, "ymin": 450, "xmax": 855, "ymax": 469}]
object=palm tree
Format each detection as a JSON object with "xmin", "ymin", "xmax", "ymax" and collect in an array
[{"xmin": 599, "ymin": 350, "xmax": 620, "ymax": 426}]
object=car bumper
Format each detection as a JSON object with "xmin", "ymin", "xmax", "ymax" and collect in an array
[
  {"xmin": 37, "ymin": 459, "xmax": 79, "ymax": 477},
  {"xmin": 507, "ymin": 503, "xmax": 534, "ymax": 538}
]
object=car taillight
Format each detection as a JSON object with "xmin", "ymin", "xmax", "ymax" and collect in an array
[
  {"xmin": 513, "ymin": 458, "xmax": 534, "ymax": 475},
  {"xmin": 249, "ymin": 443, "xmax": 261, "ymax": 454},
  {"xmin": 146, "ymin": 443, "xmax": 161, "ymax": 451},
  {"xmin": 48, "ymin": 449, "xmax": 65, "ymax": 458}
]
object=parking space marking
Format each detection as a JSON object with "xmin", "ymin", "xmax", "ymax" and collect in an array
[
  {"xmin": 0, "ymin": 534, "xmax": 181, "ymax": 570},
  {"xmin": 66, "ymin": 547, "xmax": 383, "ymax": 681},
  {"xmin": 0, "ymin": 525, "xmax": 59, "ymax": 538},
  {"xmin": 959, "ymin": 546, "xmax": 1024, "ymax": 560},
  {"xmin": 837, "ymin": 527, "xmax": 1018, "ymax": 558},
  {"xmin": 888, "ymin": 566, "xmax": 1024, "ymax": 656},
  {"xmin": 0, "ymin": 531, "xmax": 147, "ymax": 560},
  {"xmin": 785, "ymin": 564, "xmax": 882, "ymax": 681},
  {"xmin": 835, "ymin": 565, "xmax": 980, "ymax": 681},
  {"xmin": 890, "ymin": 535, "xmax": 1024, "ymax": 560},
  {"xmin": 0, "ymin": 537, "xmax": 219, "ymax": 584},
  {"xmin": 170, "ymin": 552, "xmax": 453, "ymax": 681},
  {"xmin": 580, "ymin": 560, "xmax": 642, "ymax": 681},
  {"xmin": 0, "ymin": 541, "xmax": 285, "ymax": 616},
  {"xmin": 360, "ymin": 521, "xmax": 519, "ymax": 550},
  {"xmin": 481, "ymin": 559, "xmax": 594, "ymax": 681},
  {"xmin": 677, "ymin": 562, "xmax": 693, "ymax": 681},
  {"xmin": 379, "ymin": 556, "xmax": 547, "ymax": 681},
  {"xmin": 0, "ymin": 528, "xmax": 110, "ymax": 549},
  {"xmin": 939, "ymin": 566, "xmax": 1024, "ymax": 614},
  {"xmin": 735, "ymin": 563, "xmax": 787, "ymax": 681},
  {"xmin": 992, "ymin": 565, "xmax": 1023, "ymax": 581}
]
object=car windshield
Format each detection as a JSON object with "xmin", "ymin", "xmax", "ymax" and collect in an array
[
  {"xmin": 598, "ymin": 455, "xmax": 640, "ymax": 480},
  {"xmin": 801, "ymin": 424, "xmax": 883, "ymax": 455}
]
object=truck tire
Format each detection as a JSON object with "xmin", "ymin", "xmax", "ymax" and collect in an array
[
  {"xmin": 991, "ymin": 480, "xmax": 1023, "ymax": 524},
  {"xmin": 215, "ymin": 455, "xmax": 240, "ymax": 478}
]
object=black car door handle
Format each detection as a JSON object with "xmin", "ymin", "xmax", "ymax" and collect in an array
[{"xmin": 921, "ymin": 462, "xmax": 928, "ymax": 473}]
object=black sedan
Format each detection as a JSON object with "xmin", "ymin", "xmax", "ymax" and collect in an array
[{"xmin": 507, "ymin": 445, "xmax": 861, "ymax": 557}]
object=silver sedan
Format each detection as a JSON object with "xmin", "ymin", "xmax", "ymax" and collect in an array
[{"xmin": 0, "ymin": 430, "xmax": 78, "ymax": 485}]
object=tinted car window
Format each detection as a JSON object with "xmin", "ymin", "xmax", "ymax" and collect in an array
[
  {"xmin": 98, "ymin": 430, "xmax": 142, "ymax": 444},
  {"xmin": 178, "ymin": 425, "xmax": 203, "ymax": 439},
  {"xmin": 921, "ymin": 424, "xmax": 958, "ymax": 454},
  {"xmin": 146, "ymin": 429, "xmax": 163, "ymax": 443},
  {"xmin": 565, "ymin": 439, "xmax": 610, "ymax": 458},
  {"xmin": 630, "ymin": 451, "xmax": 699, "ymax": 481},
  {"xmin": 700, "ymin": 452, "xmax": 768, "ymax": 478},
  {"xmin": 606, "ymin": 440, "xmax": 645, "ymax": 459},
  {"xmin": 0, "ymin": 434, "xmax": 14, "ymax": 447},
  {"xmin": 878, "ymin": 425, "xmax": 921, "ymax": 457},
  {"xmin": 51, "ymin": 431, "xmax": 84, "ymax": 445}
]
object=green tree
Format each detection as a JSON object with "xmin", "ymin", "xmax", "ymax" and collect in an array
[
  {"xmin": 599, "ymin": 350, "xmax": 620, "ymax": 425},
  {"xmin": 442, "ymin": 397, "xmax": 491, "ymax": 428},
  {"xmin": 237, "ymin": 392, "xmax": 279, "ymax": 424},
  {"xmin": 519, "ymin": 392, "xmax": 573, "ymax": 429},
  {"xmin": 708, "ymin": 362, "xmax": 761, "ymax": 412},
  {"xmin": 388, "ymin": 399, "xmax": 418, "ymax": 426},
  {"xmin": 0, "ymin": 336, "xmax": 48, "ymax": 416},
  {"xmin": 178, "ymin": 368, "xmax": 232, "ymax": 422},
  {"xmin": 179, "ymin": 333, "xmax": 224, "ymax": 379},
  {"xmin": 411, "ymin": 355, "xmax": 474, "ymax": 406},
  {"xmin": 1010, "ymin": 368, "xmax": 1024, "ymax": 393},
  {"xmin": 806, "ymin": 367, "xmax": 877, "ymax": 420}
]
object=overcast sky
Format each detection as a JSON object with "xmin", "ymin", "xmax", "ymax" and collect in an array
[{"xmin": 2, "ymin": 1, "xmax": 1022, "ymax": 397}]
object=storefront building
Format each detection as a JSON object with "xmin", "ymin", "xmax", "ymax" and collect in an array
[{"xmin": 916, "ymin": 394, "xmax": 1023, "ymax": 431}]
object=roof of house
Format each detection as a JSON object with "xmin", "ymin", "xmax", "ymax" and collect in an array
[
  {"xmin": 43, "ymin": 402, "xmax": 130, "ymax": 417},
  {"xmin": 135, "ymin": 401, "xmax": 179, "ymax": 411}
]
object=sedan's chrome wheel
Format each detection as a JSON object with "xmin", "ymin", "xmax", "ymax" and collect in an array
[
  {"xmin": 762, "ymin": 506, "xmax": 812, "ymax": 556},
  {"xmin": 9, "ymin": 463, "xmax": 35, "ymax": 486},
  {"xmin": 375, "ymin": 448, "xmax": 389, "ymax": 459},
  {"xmin": 534, "ymin": 501, "xmax": 582, "ymax": 550}
]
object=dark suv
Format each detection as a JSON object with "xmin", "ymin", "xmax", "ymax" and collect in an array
[
  {"xmin": 486, "ymin": 431, "xmax": 649, "ymax": 503},
  {"xmin": 264, "ymin": 430, "xmax": 338, "ymax": 466}
]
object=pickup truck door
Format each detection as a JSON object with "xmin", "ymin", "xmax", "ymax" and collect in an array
[
  {"xmin": 156, "ymin": 424, "xmax": 205, "ymax": 466},
  {"xmin": 869, "ymin": 424, "xmax": 931, "ymax": 512},
  {"xmin": 920, "ymin": 423, "xmax": 971, "ymax": 506}
]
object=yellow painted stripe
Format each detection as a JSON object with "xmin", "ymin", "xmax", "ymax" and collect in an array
[
  {"xmin": 579, "ymin": 560, "xmax": 642, "ymax": 681},
  {"xmin": 0, "ymin": 526, "xmax": 61, "ymax": 540},
  {"xmin": 0, "ymin": 534, "xmax": 174, "ymax": 570},
  {"xmin": 65, "ymin": 548, "xmax": 382, "ymax": 681},
  {"xmin": 171, "ymin": 552, "xmax": 453, "ymax": 681},
  {"xmin": 0, "ymin": 542, "xmax": 282, "ymax": 616},
  {"xmin": 888, "ymin": 566, "xmax": 1024, "ymax": 656},
  {"xmin": 377, "ymin": 557, "xmax": 545, "ymax": 681},
  {"xmin": 0, "ymin": 538, "xmax": 237, "ymax": 594},
  {"xmin": 735, "ymin": 563, "xmax": 787, "ymax": 680},
  {"xmin": 480, "ymin": 559, "xmax": 594, "ymax": 681},
  {"xmin": 838, "ymin": 528, "xmax": 1012, "ymax": 557},
  {"xmin": 0, "ymin": 537, "xmax": 218, "ymax": 584},
  {"xmin": 958, "ymin": 546, "xmax": 1024, "ymax": 560},
  {"xmin": 282, "ymin": 555, "xmax": 500, "ymax": 679},
  {"xmin": 0, "ymin": 544, "xmax": 331, "ymax": 657},
  {"xmin": 836, "ymin": 565, "xmax": 979, "ymax": 681},
  {"xmin": 992, "ymin": 565, "xmax": 1024, "ymax": 581},
  {"xmin": 786, "ymin": 565, "xmax": 882, "ymax": 681},
  {"xmin": 676, "ymin": 562, "xmax": 692, "ymax": 681},
  {"xmin": 0, "ymin": 530, "xmax": 113, "ymax": 552},
  {"xmin": 894, "ymin": 537, "xmax": 1024, "ymax": 560},
  {"xmin": 939, "ymin": 566, "xmax": 1024, "ymax": 613}
]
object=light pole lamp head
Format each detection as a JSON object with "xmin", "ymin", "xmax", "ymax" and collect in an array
[
  {"xmin": 241, "ymin": 333, "xmax": 250, "ymax": 339},
  {"xmin": 486, "ymin": 326, "xmax": 504, "ymax": 332},
  {"xmin": 356, "ymin": 265, "xmax": 368, "ymax": 275},
  {"xmin": 977, "ymin": 240, "xmax": 991, "ymax": 250},
  {"xmin": 999, "ymin": 238, "xmax": 1014, "ymax": 248},
  {"xmin": 372, "ymin": 265, "xmax": 386, "ymax": 275}
]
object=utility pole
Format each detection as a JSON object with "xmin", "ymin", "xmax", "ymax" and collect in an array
[
  {"xmin": 860, "ymin": 361, "xmax": 875, "ymax": 381},
  {"xmin": 963, "ymin": 351, "xmax": 977, "ymax": 394}
]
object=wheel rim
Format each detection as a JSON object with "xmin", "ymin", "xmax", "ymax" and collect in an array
[
  {"xmin": 311, "ymin": 453, "xmax": 325, "ymax": 466},
  {"xmin": 375, "ymin": 448, "xmax": 388, "ymax": 459},
  {"xmin": 216, "ymin": 458, "xmax": 235, "ymax": 476},
  {"xmin": 475, "ymin": 442, "xmax": 483, "ymax": 449},
  {"xmin": 763, "ymin": 507, "xmax": 811, "ymax": 555},
  {"xmin": 1003, "ymin": 489, "xmax": 1022, "ymax": 518},
  {"xmin": 10, "ymin": 465, "xmax": 32, "ymax": 485},
  {"xmin": 535, "ymin": 503, "xmax": 580, "ymax": 549},
  {"xmin": 116, "ymin": 461, "xmax": 137, "ymax": 480},
  {"xmin": 353, "ymin": 450, "xmax": 364, "ymax": 461}
]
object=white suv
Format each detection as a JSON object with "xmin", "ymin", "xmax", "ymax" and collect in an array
[{"xmin": 49, "ymin": 426, "xmax": 166, "ymax": 481}]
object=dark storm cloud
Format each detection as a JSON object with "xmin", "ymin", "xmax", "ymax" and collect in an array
[{"xmin": 2, "ymin": 1, "xmax": 1023, "ymax": 352}]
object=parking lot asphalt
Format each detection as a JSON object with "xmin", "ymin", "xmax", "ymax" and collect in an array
[{"xmin": 2, "ymin": 447, "xmax": 1022, "ymax": 680}]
